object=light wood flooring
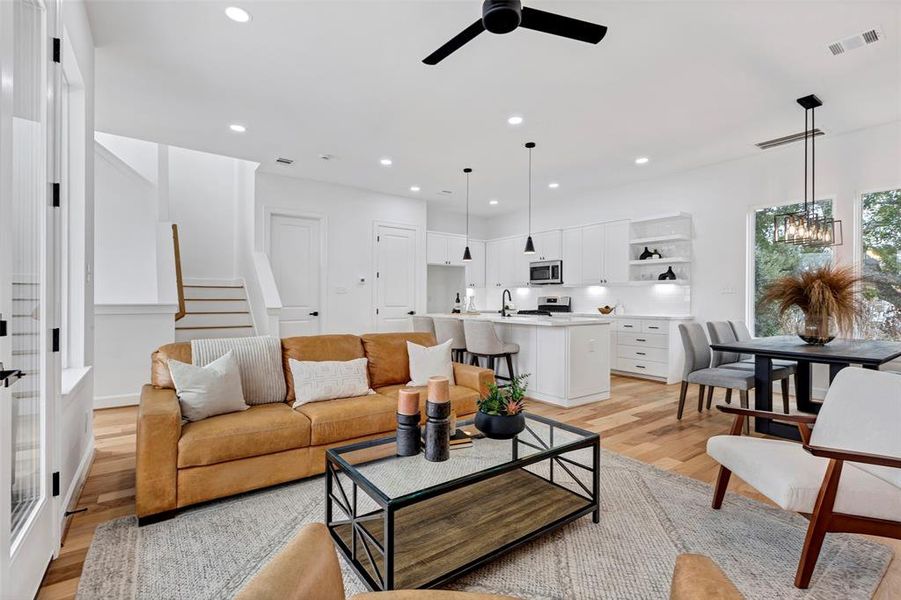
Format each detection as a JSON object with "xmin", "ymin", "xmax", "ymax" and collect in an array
[{"xmin": 36, "ymin": 375, "xmax": 900, "ymax": 599}]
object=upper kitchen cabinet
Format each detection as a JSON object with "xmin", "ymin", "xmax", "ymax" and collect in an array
[
  {"xmin": 529, "ymin": 230, "xmax": 562, "ymax": 261},
  {"xmin": 486, "ymin": 236, "xmax": 530, "ymax": 287},
  {"xmin": 427, "ymin": 231, "xmax": 468, "ymax": 266},
  {"xmin": 465, "ymin": 240, "xmax": 486, "ymax": 288},
  {"xmin": 563, "ymin": 221, "xmax": 630, "ymax": 285},
  {"xmin": 628, "ymin": 213, "xmax": 693, "ymax": 284}
]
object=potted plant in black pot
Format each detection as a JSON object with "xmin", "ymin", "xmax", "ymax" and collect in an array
[{"xmin": 474, "ymin": 374, "xmax": 529, "ymax": 440}]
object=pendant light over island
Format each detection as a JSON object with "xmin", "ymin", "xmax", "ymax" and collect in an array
[
  {"xmin": 524, "ymin": 142, "xmax": 536, "ymax": 255},
  {"xmin": 462, "ymin": 167, "xmax": 473, "ymax": 262}
]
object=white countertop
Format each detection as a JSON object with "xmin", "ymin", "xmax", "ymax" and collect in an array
[
  {"xmin": 569, "ymin": 312, "xmax": 693, "ymax": 320},
  {"xmin": 426, "ymin": 313, "xmax": 611, "ymax": 327}
]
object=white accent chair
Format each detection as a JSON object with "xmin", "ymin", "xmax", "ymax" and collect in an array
[{"xmin": 707, "ymin": 367, "xmax": 901, "ymax": 588}]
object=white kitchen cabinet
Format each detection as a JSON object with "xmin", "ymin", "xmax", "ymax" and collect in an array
[
  {"xmin": 611, "ymin": 316, "xmax": 692, "ymax": 384},
  {"xmin": 581, "ymin": 223, "xmax": 605, "ymax": 284},
  {"xmin": 464, "ymin": 240, "xmax": 486, "ymax": 288},
  {"xmin": 427, "ymin": 231, "xmax": 468, "ymax": 266},
  {"xmin": 530, "ymin": 230, "xmax": 562, "ymax": 261},
  {"xmin": 562, "ymin": 228, "xmax": 582, "ymax": 286},
  {"xmin": 603, "ymin": 220, "xmax": 630, "ymax": 283},
  {"xmin": 486, "ymin": 236, "xmax": 530, "ymax": 287}
]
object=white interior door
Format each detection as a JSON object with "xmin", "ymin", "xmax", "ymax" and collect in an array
[
  {"xmin": 268, "ymin": 214, "xmax": 322, "ymax": 337},
  {"xmin": 0, "ymin": 0, "xmax": 57, "ymax": 596},
  {"xmin": 375, "ymin": 224, "xmax": 417, "ymax": 331}
]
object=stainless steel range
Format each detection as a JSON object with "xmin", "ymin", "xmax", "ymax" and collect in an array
[{"xmin": 516, "ymin": 296, "xmax": 572, "ymax": 316}]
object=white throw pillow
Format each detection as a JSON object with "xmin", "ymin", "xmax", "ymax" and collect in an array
[
  {"xmin": 167, "ymin": 351, "xmax": 248, "ymax": 422},
  {"xmin": 289, "ymin": 357, "xmax": 374, "ymax": 407},
  {"xmin": 407, "ymin": 339, "xmax": 455, "ymax": 387}
]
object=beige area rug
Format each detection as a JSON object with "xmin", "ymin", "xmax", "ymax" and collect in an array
[{"xmin": 77, "ymin": 451, "xmax": 891, "ymax": 599}]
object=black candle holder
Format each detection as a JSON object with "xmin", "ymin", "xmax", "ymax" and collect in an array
[
  {"xmin": 424, "ymin": 400, "xmax": 450, "ymax": 462},
  {"xmin": 396, "ymin": 412, "xmax": 421, "ymax": 456}
]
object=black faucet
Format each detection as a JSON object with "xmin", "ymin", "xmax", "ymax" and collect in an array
[{"xmin": 501, "ymin": 289, "xmax": 512, "ymax": 317}]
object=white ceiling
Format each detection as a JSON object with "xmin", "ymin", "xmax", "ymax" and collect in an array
[{"xmin": 85, "ymin": 1, "xmax": 901, "ymax": 216}]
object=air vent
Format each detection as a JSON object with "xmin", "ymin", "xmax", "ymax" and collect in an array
[
  {"xmin": 275, "ymin": 157, "xmax": 294, "ymax": 165},
  {"xmin": 828, "ymin": 27, "xmax": 883, "ymax": 56},
  {"xmin": 756, "ymin": 128, "xmax": 825, "ymax": 150}
]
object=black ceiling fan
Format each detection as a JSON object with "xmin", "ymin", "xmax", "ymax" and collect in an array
[{"xmin": 423, "ymin": 0, "xmax": 607, "ymax": 65}]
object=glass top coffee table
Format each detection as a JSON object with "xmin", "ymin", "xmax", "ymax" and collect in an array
[{"xmin": 325, "ymin": 413, "xmax": 600, "ymax": 591}]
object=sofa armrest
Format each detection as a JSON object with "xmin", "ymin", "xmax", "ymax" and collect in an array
[
  {"xmin": 452, "ymin": 362, "xmax": 495, "ymax": 396},
  {"xmin": 136, "ymin": 385, "xmax": 182, "ymax": 519}
]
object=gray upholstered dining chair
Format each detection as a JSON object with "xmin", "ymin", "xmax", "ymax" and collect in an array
[
  {"xmin": 730, "ymin": 320, "xmax": 799, "ymax": 373},
  {"xmin": 433, "ymin": 317, "xmax": 468, "ymax": 363},
  {"xmin": 677, "ymin": 323, "xmax": 754, "ymax": 431},
  {"xmin": 411, "ymin": 316, "xmax": 436, "ymax": 335},
  {"xmin": 707, "ymin": 321, "xmax": 793, "ymax": 414},
  {"xmin": 462, "ymin": 319, "xmax": 519, "ymax": 382}
]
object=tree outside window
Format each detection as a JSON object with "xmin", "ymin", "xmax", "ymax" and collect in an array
[
  {"xmin": 859, "ymin": 189, "xmax": 901, "ymax": 341},
  {"xmin": 753, "ymin": 201, "xmax": 833, "ymax": 337}
]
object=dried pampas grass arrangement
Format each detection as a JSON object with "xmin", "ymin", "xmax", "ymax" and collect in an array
[{"xmin": 760, "ymin": 263, "xmax": 862, "ymax": 336}]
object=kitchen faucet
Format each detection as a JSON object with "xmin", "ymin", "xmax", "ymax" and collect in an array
[{"xmin": 501, "ymin": 289, "xmax": 512, "ymax": 318}]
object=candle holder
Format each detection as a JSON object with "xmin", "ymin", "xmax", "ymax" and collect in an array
[
  {"xmin": 396, "ymin": 412, "xmax": 421, "ymax": 456},
  {"xmin": 425, "ymin": 377, "xmax": 451, "ymax": 462}
]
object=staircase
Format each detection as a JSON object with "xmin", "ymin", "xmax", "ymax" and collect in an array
[{"xmin": 175, "ymin": 284, "xmax": 256, "ymax": 341}]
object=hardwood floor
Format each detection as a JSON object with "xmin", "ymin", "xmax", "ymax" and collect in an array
[{"xmin": 36, "ymin": 375, "xmax": 899, "ymax": 599}]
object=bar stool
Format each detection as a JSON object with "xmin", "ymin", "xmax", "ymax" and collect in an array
[
  {"xmin": 411, "ymin": 316, "xmax": 435, "ymax": 336},
  {"xmin": 433, "ymin": 317, "xmax": 467, "ymax": 363},
  {"xmin": 462, "ymin": 320, "xmax": 519, "ymax": 382}
]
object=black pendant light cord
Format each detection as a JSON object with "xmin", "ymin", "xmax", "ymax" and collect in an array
[
  {"xmin": 465, "ymin": 168, "xmax": 470, "ymax": 244},
  {"xmin": 803, "ymin": 108, "xmax": 809, "ymax": 218},
  {"xmin": 528, "ymin": 145, "xmax": 532, "ymax": 235},
  {"xmin": 811, "ymin": 106, "xmax": 816, "ymax": 218}
]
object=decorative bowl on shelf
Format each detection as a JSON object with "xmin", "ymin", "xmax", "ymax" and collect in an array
[{"xmin": 597, "ymin": 306, "xmax": 614, "ymax": 315}]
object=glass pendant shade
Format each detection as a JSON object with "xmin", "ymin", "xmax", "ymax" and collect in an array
[
  {"xmin": 524, "ymin": 235, "xmax": 536, "ymax": 254},
  {"xmin": 462, "ymin": 245, "xmax": 472, "ymax": 262}
]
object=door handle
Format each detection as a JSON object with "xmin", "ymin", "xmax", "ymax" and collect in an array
[
  {"xmin": 407, "ymin": 311, "xmax": 416, "ymax": 315},
  {"xmin": 1, "ymin": 368, "xmax": 25, "ymax": 388},
  {"xmin": 309, "ymin": 311, "xmax": 319, "ymax": 317}
]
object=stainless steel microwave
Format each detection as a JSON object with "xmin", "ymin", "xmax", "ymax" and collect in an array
[{"xmin": 529, "ymin": 260, "xmax": 563, "ymax": 285}]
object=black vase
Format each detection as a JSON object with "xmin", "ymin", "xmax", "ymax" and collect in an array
[
  {"xmin": 651, "ymin": 248, "xmax": 663, "ymax": 259},
  {"xmin": 474, "ymin": 411, "xmax": 526, "ymax": 440},
  {"xmin": 658, "ymin": 266, "xmax": 677, "ymax": 281},
  {"xmin": 639, "ymin": 246, "xmax": 653, "ymax": 260}
]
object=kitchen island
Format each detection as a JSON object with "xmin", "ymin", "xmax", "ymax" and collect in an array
[{"xmin": 427, "ymin": 313, "xmax": 611, "ymax": 407}]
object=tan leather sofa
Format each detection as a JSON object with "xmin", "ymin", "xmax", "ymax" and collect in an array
[{"xmin": 137, "ymin": 332, "xmax": 495, "ymax": 524}]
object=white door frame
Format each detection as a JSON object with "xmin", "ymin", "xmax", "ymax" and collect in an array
[
  {"xmin": 371, "ymin": 220, "xmax": 421, "ymax": 331},
  {"xmin": 262, "ymin": 206, "xmax": 328, "ymax": 331}
]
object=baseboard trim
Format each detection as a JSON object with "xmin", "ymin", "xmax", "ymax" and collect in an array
[
  {"xmin": 94, "ymin": 393, "xmax": 140, "ymax": 409},
  {"xmin": 527, "ymin": 390, "xmax": 611, "ymax": 408}
]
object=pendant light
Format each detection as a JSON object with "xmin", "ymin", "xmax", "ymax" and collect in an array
[
  {"xmin": 462, "ymin": 167, "xmax": 473, "ymax": 262},
  {"xmin": 773, "ymin": 95, "xmax": 842, "ymax": 247},
  {"xmin": 523, "ymin": 142, "xmax": 536, "ymax": 255}
]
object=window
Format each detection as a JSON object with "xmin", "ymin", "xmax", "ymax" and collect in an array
[
  {"xmin": 859, "ymin": 189, "xmax": 901, "ymax": 341},
  {"xmin": 752, "ymin": 201, "xmax": 833, "ymax": 336}
]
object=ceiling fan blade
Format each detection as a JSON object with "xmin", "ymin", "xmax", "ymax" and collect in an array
[
  {"xmin": 423, "ymin": 19, "xmax": 486, "ymax": 65},
  {"xmin": 519, "ymin": 6, "xmax": 607, "ymax": 44}
]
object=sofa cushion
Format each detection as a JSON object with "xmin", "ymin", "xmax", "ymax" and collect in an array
[
  {"xmin": 152, "ymin": 342, "xmax": 192, "ymax": 389},
  {"xmin": 376, "ymin": 384, "xmax": 478, "ymax": 420},
  {"xmin": 296, "ymin": 393, "xmax": 398, "ymax": 446},
  {"xmin": 178, "ymin": 403, "xmax": 311, "ymax": 468},
  {"xmin": 361, "ymin": 332, "xmax": 437, "ymax": 389},
  {"xmin": 282, "ymin": 334, "xmax": 365, "ymax": 402}
]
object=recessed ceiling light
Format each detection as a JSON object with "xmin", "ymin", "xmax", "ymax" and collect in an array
[
  {"xmin": 380, "ymin": 158, "xmax": 393, "ymax": 166},
  {"xmin": 229, "ymin": 123, "xmax": 246, "ymax": 133},
  {"xmin": 507, "ymin": 115, "xmax": 523, "ymax": 125},
  {"xmin": 489, "ymin": 199, "xmax": 499, "ymax": 205},
  {"xmin": 225, "ymin": 6, "xmax": 251, "ymax": 23},
  {"xmin": 635, "ymin": 156, "xmax": 649, "ymax": 165},
  {"xmin": 548, "ymin": 182, "xmax": 559, "ymax": 189},
  {"xmin": 410, "ymin": 185, "xmax": 420, "ymax": 192}
]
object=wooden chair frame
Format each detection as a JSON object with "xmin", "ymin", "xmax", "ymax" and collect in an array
[{"xmin": 710, "ymin": 404, "xmax": 901, "ymax": 589}]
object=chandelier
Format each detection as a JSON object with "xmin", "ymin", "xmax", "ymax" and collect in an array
[{"xmin": 773, "ymin": 95, "xmax": 842, "ymax": 247}]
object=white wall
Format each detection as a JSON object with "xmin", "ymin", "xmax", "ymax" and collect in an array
[
  {"xmin": 255, "ymin": 173, "xmax": 428, "ymax": 334},
  {"xmin": 426, "ymin": 206, "xmax": 489, "ymax": 240},
  {"xmin": 168, "ymin": 146, "xmax": 240, "ymax": 282},
  {"xmin": 427, "ymin": 265, "xmax": 465, "ymax": 313},
  {"xmin": 482, "ymin": 121, "xmax": 901, "ymax": 325}
]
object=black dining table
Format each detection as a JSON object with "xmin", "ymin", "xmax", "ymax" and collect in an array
[{"xmin": 709, "ymin": 335, "xmax": 901, "ymax": 440}]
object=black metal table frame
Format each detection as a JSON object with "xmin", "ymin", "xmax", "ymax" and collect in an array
[
  {"xmin": 325, "ymin": 413, "xmax": 600, "ymax": 592},
  {"xmin": 710, "ymin": 342, "xmax": 901, "ymax": 441}
]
